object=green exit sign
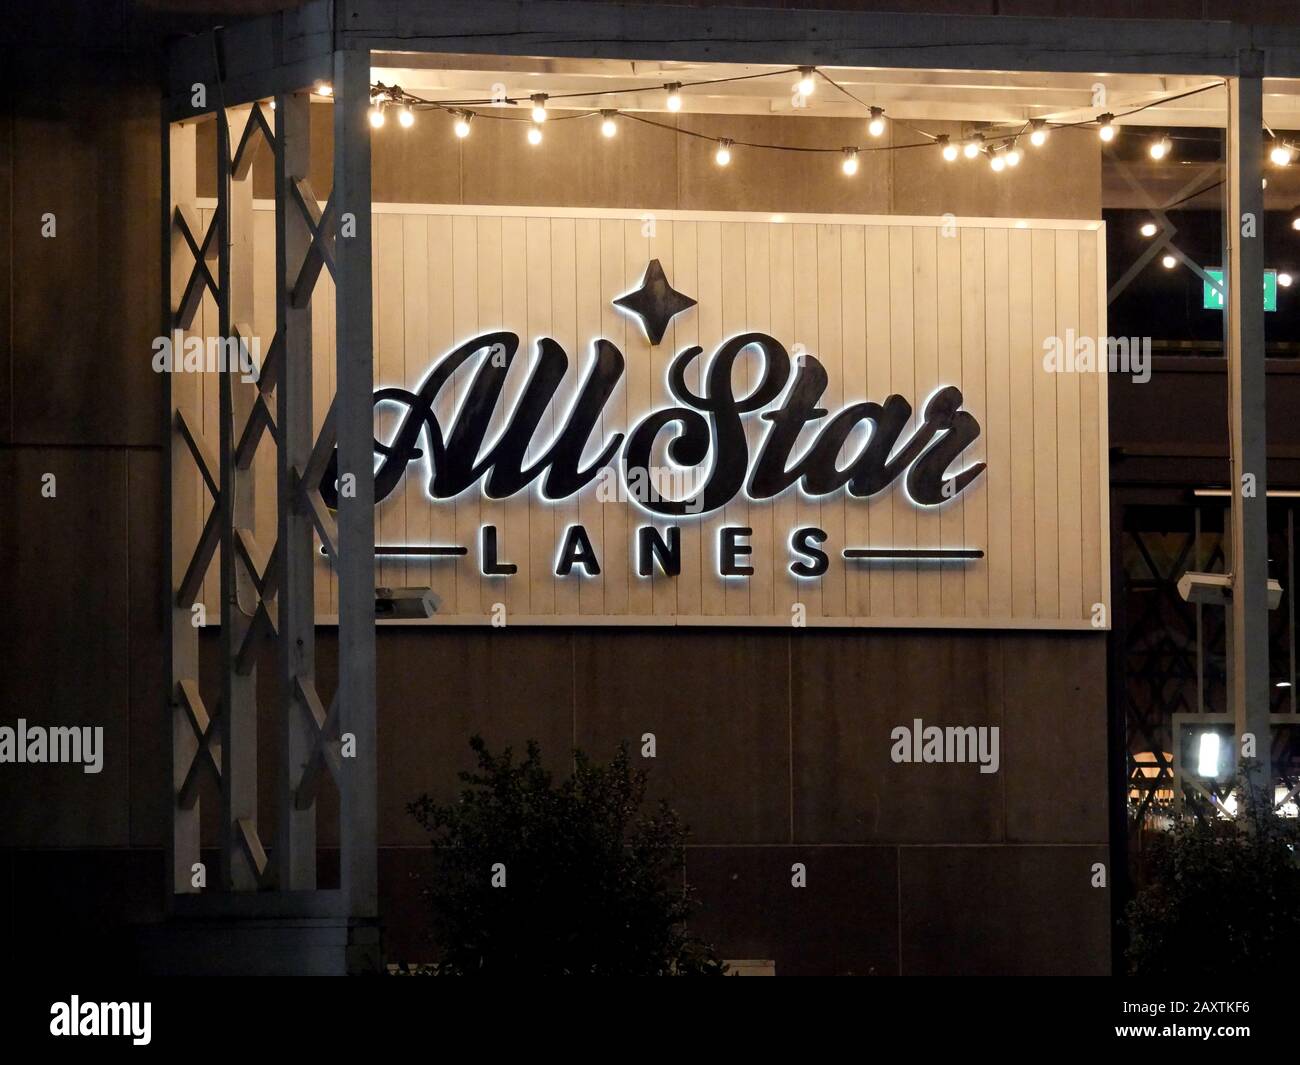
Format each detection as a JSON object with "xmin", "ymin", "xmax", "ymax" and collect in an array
[{"xmin": 1203, "ymin": 269, "xmax": 1278, "ymax": 312}]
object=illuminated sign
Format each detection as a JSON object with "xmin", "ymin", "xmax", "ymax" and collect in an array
[
  {"xmin": 1202, "ymin": 268, "xmax": 1278, "ymax": 312},
  {"xmin": 323, "ymin": 329, "xmax": 986, "ymax": 518}
]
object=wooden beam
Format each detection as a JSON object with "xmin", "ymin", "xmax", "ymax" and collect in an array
[
  {"xmin": 1226, "ymin": 61, "xmax": 1271, "ymax": 797},
  {"xmin": 333, "ymin": 47, "xmax": 379, "ymax": 921},
  {"xmin": 218, "ymin": 106, "xmax": 261, "ymax": 892},
  {"xmin": 277, "ymin": 88, "xmax": 321, "ymax": 889},
  {"xmin": 166, "ymin": 119, "xmax": 202, "ymax": 898}
]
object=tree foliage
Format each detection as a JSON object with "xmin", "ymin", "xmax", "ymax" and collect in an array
[
  {"xmin": 1126, "ymin": 767, "xmax": 1300, "ymax": 976},
  {"xmin": 407, "ymin": 736, "xmax": 726, "ymax": 975}
]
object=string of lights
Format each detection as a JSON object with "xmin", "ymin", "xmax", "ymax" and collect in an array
[{"xmin": 296, "ymin": 70, "xmax": 1300, "ymax": 176}]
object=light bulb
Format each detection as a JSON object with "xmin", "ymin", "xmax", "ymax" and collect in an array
[
  {"xmin": 841, "ymin": 148, "xmax": 859, "ymax": 176},
  {"xmin": 530, "ymin": 94, "xmax": 548, "ymax": 123},
  {"xmin": 1271, "ymin": 142, "xmax": 1294, "ymax": 166},
  {"xmin": 600, "ymin": 110, "xmax": 617, "ymax": 138},
  {"xmin": 369, "ymin": 105, "xmax": 385, "ymax": 129},
  {"xmin": 1098, "ymin": 114, "xmax": 1116, "ymax": 142},
  {"xmin": 665, "ymin": 83, "xmax": 682, "ymax": 112},
  {"xmin": 527, "ymin": 126, "xmax": 543, "ymax": 146},
  {"xmin": 963, "ymin": 134, "xmax": 983, "ymax": 160},
  {"xmin": 1029, "ymin": 121, "xmax": 1048, "ymax": 147},
  {"xmin": 796, "ymin": 68, "xmax": 816, "ymax": 98},
  {"xmin": 315, "ymin": 82, "xmax": 332, "ymax": 97},
  {"xmin": 990, "ymin": 152, "xmax": 1006, "ymax": 172},
  {"xmin": 1292, "ymin": 214, "xmax": 1300, "ymax": 232},
  {"xmin": 1005, "ymin": 146, "xmax": 1022, "ymax": 167},
  {"xmin": 1140, "ymin": 222, "xmax": 1158, "ymax": 237},
  {"xmin": 1280, "ymin": 272, "xmax": 1294, "ymax": 288},
  {"xmin": 453, "ymin": 112, "xmax": 472, "ymax": 138},
  {"xmin": 399, "ymin": 105, "xmax": 415, "ymax": 129},
  {"xmin": 1149, "ymin": 136, "xmax": 1171, "ymax": 160},
  {"xmin": 938, "ymin": 135, "xmax": 958, "ymax": 162},
  {"xmin": 867, "ymin": 107, "xmax": 885, "ymax": 138},
  {"xmin": 1161, "ymin": 254, "xmax": 1177, "ymax": 269},
  {"xmin": 715, "ymin": 139, "xmax": 732, "ymax": 167},
  {"xmin": 269, "ymin": 99, "xmax": 276, "ymax": 111}
]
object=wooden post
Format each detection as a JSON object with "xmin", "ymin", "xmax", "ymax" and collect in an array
[
  {"xmin": 276, "ymin": 90, "xmax": 319, "ymax": 890},
  {"xmin": 218, "ymin": 106, "xmax": 261, "ymax": 890},
  {"xmin": 1226, "ymin": 61, "xmax": 1270, "ymax": 796},
  {"xmin": 166, "ymin": 120, "xmax": 201, "ymax": 898},
  {"xmin": 332, "ymin": 48, "xmax": 379, "ymax": 922}
]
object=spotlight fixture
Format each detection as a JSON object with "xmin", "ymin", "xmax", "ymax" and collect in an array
[
  {"xmin": 453, "ymin": 111, "xmax": 473, "ymax": 138},
  {"xmin": 1005, "ymin": 145, "xmax": 1022, "ymax": 167},
  {"xmin": 796, "ymin": 67, "xmax": 816, "ymax": 98},
  {"xmin": 369, "ymin": 104, "xmax": 386, "ymax": 129},
  {"xmin": 1149, "ymin": 136, "xmax": 1172, "ymax": 160},
  {"xmin": 398, "ymin": 105, "xmax": 415, "ymax": 129},
  {"xmin": 990, "ymin": 150, "xmax": 1006, "ymax": 172},
  {"xmin": 938, "ymin": 134, "xmax": 958, "ymax": 162},
  {"xmin": 1280, "ymin": 272, "xmax": 1294, "ymax": 288},
  {"xmin": 1161, "ymin": 254, "xmax": 1177, "ymax": 269},
  {"xmin": 715, "ymin": 138, "xmax": 733, "ymax": 167},
  {"xmin": 530, "ymin": 94, "xmax": 548, "ymax": 123},
  {"xmin": 314, "ymin": 82, "xmax": 332, "ymax": 97},
  {"xmin": 1271, "ymin": 141, "xmax": 1295, "ymax": 166},
  {"xmin": 1291, "ymin": 207, "xmax": 1300, "ymax": 231},
  {"xmin": 1097, "ymin": 114, "xmax": 1116, "ymax": 142},
  {"xmin": 600, "ymin": 110, "xmax": 618, "ymax": 138},
  {"xmin": 1029, "ymin": 119, "xmax": 1048, "ymax": 147},
  {"xmin": 665, "ymin": 83, "xmax": 683, "ymax": 112},
  {"xmin": 867, "ymin": 107, "xmax": 886, "ymax": 138},
  {"xmin": 1140, "ymin": 221, "xmax": 1158, "ymax": 237},
  {"xmin": 963, "ymin": 133, "xmax": 984, "ymax": 159},
  {"xmin": 527, "ymin": 125, "xmax": 543, "ymax": 146},
  {"xmin": 842, "ymin": 147, "xmax": 859, "ymax": 175}
]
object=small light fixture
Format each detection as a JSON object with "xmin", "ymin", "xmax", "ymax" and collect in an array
[
  {"xmin": 269, "ymin": 99, "xmax": 276, "ymax": 111},
  {"xmin": 527, "ymin": 125, "xmax": 543, "ymax": 146},
  {"xmin": 368, "ymin": 104, "xmax": 386, "ymax": 129},
  {"xmin": 398, "ymin": 104, "xmax": 415, "ymax": 129},
  {"xmin": 453, "ymin": 111, "xmax": 473, "ymax": 138},
  {"xmin": 938, "ymin": 134, "xmax": 958, "ymax": 162},
  {"xmin": 665, "ymin": 83, "xmax": 683, "ymax": 112},
  {"xmin": 1029, "ymin": 119, "xmax": 1048, "ymax": 147},
  {"xmin": 1280, "ymin": 272, "xmax": 1293, "ymax": 288},
  {"xmin": 530, "ymin": 94, "xmax": 548, "ymax": 123},
  {"xmin": 715, "ymin": 138, "xmax": 733, "ymax": 167},
  {"xmin": 1291, "ymin": 209, "xmax": 1300, "ymax": 231},
  {"xmin": 1272, "ymin": 141, "xmax": 1295, "ymax": 166},
  {"xmin": 963, "ymin": 133, "xmax": 983, "ymax": 160},
  {"xmin": 600, "ymin": 110, "xmax": 618, "ymax": 138},
  {"xmin": 1097, "ymin": 114, "xmax": 1116, "ymax": 142},
  {"xmin": 796, "ymin": 67, "xmax": 816, "ymax": 98},
  {"xmin": 841, "ymin": 147, "xmax": 859, "ymax": 175},
  {"xmin": 1161, "ymin": 254, "xmax": 1177, "ymax": 269},
  {"xmin": 990, "ymin": 149, "xmax": 1006, "ymax": 172},
  {"xmin": 314, "ymin": 82, "xmax": 333, "ymax": 97},
  {"xmin": 1197, "ymin": 731, "xmax": 1221, "ymax": 778},
  {"xmin": 1140, "ymin": 221, "xmax": 1158, "ymax": 237},
  {"xmin": 1005, "ymin": 145, "xmax": 1022, "ymax": 167},
  {"xmin": 867, "ymin": 107, "xmax": 886, "ymax": 138},
  {"xmin": 1149, "ymin": 135, "xmax": 1172, "ymax": 160}
]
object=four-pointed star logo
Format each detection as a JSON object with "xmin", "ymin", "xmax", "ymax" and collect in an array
[{"xmin": 613, "ymin": 258, "xmax": 697, "ymax": 344}]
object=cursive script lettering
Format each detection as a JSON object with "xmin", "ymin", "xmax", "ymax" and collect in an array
[{"xmin": 322, "ymin": 331, "xmax": 986, "ymax": 515}]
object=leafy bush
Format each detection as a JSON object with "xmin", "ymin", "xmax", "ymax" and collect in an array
[
  {"xmin": 1125, "ymin": 767, "xmax": 1300, "ymax": 976},
  {"xmin": 407, "ymin": 736, "xmax": 726, "ymax": 975}
]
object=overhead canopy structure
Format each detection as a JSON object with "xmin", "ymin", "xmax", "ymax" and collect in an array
[{"xmin": 162, "ymin": 0, "xmax": 1279, "ymax": 972}]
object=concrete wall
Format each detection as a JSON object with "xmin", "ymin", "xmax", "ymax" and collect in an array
[{"xmin": 11, "ymin": 0, "xmax": 1283, "ymax": 975}]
